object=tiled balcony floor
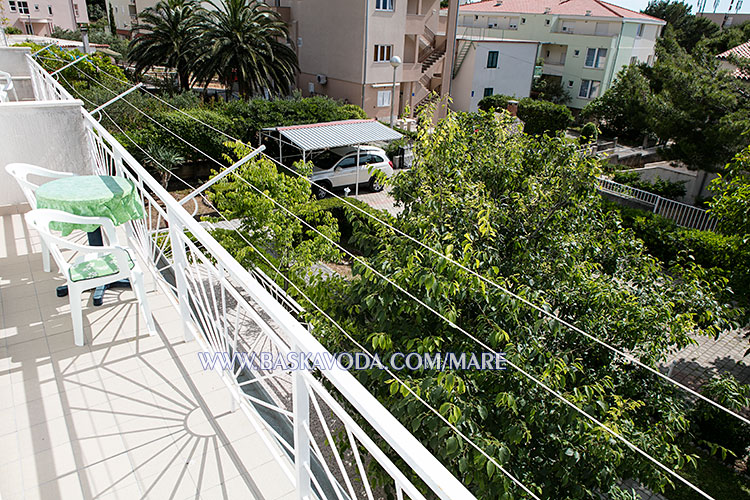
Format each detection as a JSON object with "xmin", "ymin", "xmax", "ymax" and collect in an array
[{"xmin": 0, "ymin": 213, "xmax": 295, "ymax": 500}]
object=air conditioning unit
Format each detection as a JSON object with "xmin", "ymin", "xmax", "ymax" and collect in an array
[{"xmin": 316, "ymin": 74, "xmax": 328, "ymax": 85}]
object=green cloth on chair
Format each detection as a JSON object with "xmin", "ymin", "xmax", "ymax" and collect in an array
[
  {"xmin": 68, "ymin": 253, "xmax": 135, "ymax": 282},
  {"xmin": 35, "ymin": 175, "xmax": 145, "ymax": 235}
]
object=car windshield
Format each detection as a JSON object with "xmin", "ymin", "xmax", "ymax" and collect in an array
[{"xmin": 312, "ymin": 150, "xmax": 343, "ymax": 170}]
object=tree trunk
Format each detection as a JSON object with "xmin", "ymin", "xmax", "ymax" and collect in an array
[{"xmin": 179, "ymin": 69, "xmax": 190, "ymax": 91}]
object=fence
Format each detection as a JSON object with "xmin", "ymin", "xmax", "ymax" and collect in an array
[
  {"xmin": 597, "ymin": 177, "xmax": 718, "ymax": 232},
  {"xmin": 25, "ymin": 53, "xmax": 75, "ymax": 101},
  {"xmin": 82, "ymin": 111, "xmax": 475, "ymax": 500}
]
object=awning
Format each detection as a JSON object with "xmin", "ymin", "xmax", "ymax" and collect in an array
[{"xmin": 263, "ymin": 119, "xmax": 402, "ymax": 152}]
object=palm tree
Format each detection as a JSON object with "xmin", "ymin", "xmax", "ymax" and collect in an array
[
  {"xmin": 194, "ymin": 0, "xmax": 298, "ymax": 98},
  {"xmin": 127, "ymin": 0, "xmax": 202, "ymax": 91}
]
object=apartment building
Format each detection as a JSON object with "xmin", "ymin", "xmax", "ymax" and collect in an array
[
  {"xmin": 450, "ymin": 37, "xmax": 539, "ymax": 111},
  {"xmin": 456, "ymin": 0, "xmax": 666, "ymax": 109},
  {"xmin": 2, "ymin": 0, "xmax": 88, "ymax": 35},
  {"xmin": 290, "ymin": 0, "xmax": 458, "ymax": 120}
]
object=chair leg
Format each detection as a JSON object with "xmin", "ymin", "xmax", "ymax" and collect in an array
[
  {"xmin": 69, "ymin": 286, "xmax": 84, "ymax": 346},
  {"xmin": 132, "ymin": 270, "xmax": 156, "ymax": 335},
  {"xmin": 41, "ymin": 239, "xmax": 51, "ymax": 272}
]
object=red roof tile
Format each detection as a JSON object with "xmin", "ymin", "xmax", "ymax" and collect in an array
[
  {"xmin": 459, "ymin": 0, "xmax": 665, "ymax": 22},
  {"xmin": 716, "ymin": 40, "xmax": 750, "ymax": 80}
]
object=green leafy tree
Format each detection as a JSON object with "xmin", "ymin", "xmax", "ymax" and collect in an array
[
  {"xmin": 709, "ymin": 145, "xmax": 750, "ymax": 236},
  {"xmin": 145, "ymin": 144, "xmax": 184, "ymax": 188},
  {"xmin": 109, "ymin": 4, "xmax": 117, "ymax": 34},
  {"xmin": 208, "ymin": 141, "xmax": 340, "ymax": 277},
  {"xmin": 644, "ymin": 31, "xmax": 750, "ymax": 170},
  {"xmin": 293, "ymin": 108, "xmax": 735, "ymax": 498},
  {"xmin": 581, "ymin": 64, "xmax": 654, "ymax": 143},
  {"xmin": 194, "ymin": 0, "xmax": 298, "ymax": 98},
  {"xmin": 643, "ymin": 0, "xmax": 720, "ymax": 52},
  {"xmin": 128, "ymin": 0, "xmax": 203, "ymax": 91},
  {"xmin": 531, "ymin": 77, "xmax": 571, "ymax": 105}
]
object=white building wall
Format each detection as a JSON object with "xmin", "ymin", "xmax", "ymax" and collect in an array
[{"xmin": 451, "ymin": 40, "xmax": 537, "ymax": 112}]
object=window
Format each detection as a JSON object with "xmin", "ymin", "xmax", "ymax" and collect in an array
[
  {"xmin": 18, "ymin": 1, "xmax": 29, "ymax": 14},
  {"xmin": 636, "ymin": 23, "xmax": 644, "ymax": 37},
  {"xmin": 73, "ymin": 3, "xmax": 79, "ymax": 16},
  {"xmin": 487, "ymin": 51, "xmax": 498, "ymax": 68},
  {"xmin": 9, "ymin": 1, "xmax": 16, "ymax": 11},
  {"xmin": 545, "ymin": 19, "xmax": 550, "ymax": 26},
  {"xmin": 584, "ymin": 48, "xmax": 607, "ymax": 68},
  {"xmin": 630, "ymin": 56, "xmax": 638, "ymax": 65},
  {"xmin": 377, "ymin": 90, "xmax": 391, "ymax": 107},
  {"xmin": 573, "ymin": 49, "xmax": 580, "ymax": 57},
  {"xmin": 647, "ymin": 55, "xmax": 653, "ymax": 66},
  {"xmin": 338, "ymin": 157, "xmax": 358, "ymax": 169},
  {"xmin": 483, "ymin": 87, "xmax": 494, "ymax": 97},
  {"xmin": 561, "ymin": 21, "xmax": 575, "ymax": 33},
  {"xmin": 568, "ymin": 80, "xmax": 574, "ymax": 87},
  {"xmin": 373, "ymin": 44, "xmax": 392, "ymax": 62},
  {"xmin": 34, "ymin": 3, "xmax": 38, "ymax": 10},
  {"xmin": 375, "ymin": 0, "xmax": 394, "ymax": 11},
  {"xmin": 579, "ymin": 79, "xmax": 600, "ymax": 99},
  {"xmin": 25, "ymin": 22, "xmax": 33, "ymax": 34},
  {"xmin": 47, "ymin": 4, "xmax": 52, "ymax": 14},
  {"xmin": 521, "ymin": 17, "xmax": 526, "ymax": 24}
]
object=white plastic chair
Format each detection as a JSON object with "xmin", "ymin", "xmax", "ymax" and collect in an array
[
  {"xmin": 0, "ymin": 70, "xmax": 18, "ymax": 102},
  {"xmin": 25, "ymin": 209, "xmax": 156, "ymax": 346},
  {"xmin": 5, "ymin": 163, "xmax": 75, "ymax": 272}
]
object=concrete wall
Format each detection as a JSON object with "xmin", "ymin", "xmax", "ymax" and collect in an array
[
  {"xmin": 628, "ymin": 163, "xmax": 719, "ymax": 204},
  {"xmin": 450, "ymin": 40, "xmax": 536, "ymax": 112},
  {"xmin": 0, "ymin": 101, "xmax": 92, "ymax": 209},
  {"xmin": 0, "ymin": 47, "xmax": 35, "ymax": 101}
]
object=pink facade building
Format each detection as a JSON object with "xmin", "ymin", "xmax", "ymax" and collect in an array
[{"xmin": 2, "ymin": 0, "xmax": 88, "ymax": 36}]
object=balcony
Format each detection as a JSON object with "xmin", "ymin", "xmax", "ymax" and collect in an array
[{"xmin": 0, "ymin": 47, "xmax": 474, "ymax": 500}]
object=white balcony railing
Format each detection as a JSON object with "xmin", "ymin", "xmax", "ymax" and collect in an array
[
  {"xmin": 26, "ymin": 53, "xmax": 75, "ymax": 101},
  {"xmin": 597, "ymin": 177, "xmax": 719, "ymax": 232},
  {"xmin": 82, "ymin": 112, "xmax": 476, "ymax": 499}
]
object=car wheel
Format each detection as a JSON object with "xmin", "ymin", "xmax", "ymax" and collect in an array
[
  {"xmin": 314, "ymin": 182, "xmax": 331, "ymax": 199},
  {"xmin": 369, "ymin": 177, "xmax": 384, "ymax": 192}
]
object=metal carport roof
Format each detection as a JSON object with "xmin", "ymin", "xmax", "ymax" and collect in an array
[{"xmin": 262, "ymin": 119, "xmax": 402, "ymax": 152}]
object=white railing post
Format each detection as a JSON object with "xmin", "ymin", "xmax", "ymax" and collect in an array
[
  {"xmin": 168, "ymin": 214, "xmax": 195, "ymax": 342},
  {"xmin": 292, "ymin": 353, "xmax": 312, "ymax": 500}
]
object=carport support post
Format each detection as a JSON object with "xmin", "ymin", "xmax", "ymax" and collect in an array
[{"xmin": 355, "ymin": 145, "xmax": 361, "ymax": 198}]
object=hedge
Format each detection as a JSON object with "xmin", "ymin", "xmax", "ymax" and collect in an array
[
  {"xmin": 477, "ymin": 95, "xmax": 573, "ymax": 135},
  {"xmin": 612, "ymin": 203, "xmax": 750, "ymax": 307}
]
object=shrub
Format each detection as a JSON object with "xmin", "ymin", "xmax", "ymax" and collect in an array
[
  {"xmin": 478, "ymin": 95, "xmax": 573, "ymax": 135},
  {"xmin": 691, "ymin": 373, "xmax": 750, "ymax": 462},
  {"xmin": 611, "ymin": 203, "xmax": 750, "ymax": 308},
  {"xmin": 613, "ymin": 171, "xmax": 687, "ymax": 199},
  {"xmin": 580, "ymin": 122, "xmax": 599, "ymax": 143},
  {"xmin": 477, "ymin": 94, "xmax": 512, "ymax": 113},
  {"xmin": 5, "ymin": 26, "xmax": 22, "ymax": 34},
  {"xmin": 517, "ymin": 98, "xmax": 573, "ymax": 135}
]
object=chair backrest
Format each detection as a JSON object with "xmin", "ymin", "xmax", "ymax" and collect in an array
[
  {"xmin": 0, "ymin": 71, "xmax": 16, "ymax": 102},
  {"xmin": 4, "ymin": 163, "xmax": 75, "ymax": 208}
]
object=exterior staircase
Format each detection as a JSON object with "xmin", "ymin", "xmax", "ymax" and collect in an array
[
  {"xmin": 421, "ymin": 48, "xmax": 445, "ymax": 72},
  {"xmin": 452, "ymin": 40, "xmax": 473, "ymax": 77}
]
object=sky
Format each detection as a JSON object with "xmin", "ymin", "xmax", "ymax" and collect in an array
[{"xmin": 609, "ymin": 0, "xmax": 750, "ymax": 14}]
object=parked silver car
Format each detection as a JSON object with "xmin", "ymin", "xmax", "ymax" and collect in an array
[{"xmin": 310, "ymin": 146, "xmax": 393, "ymax": 199}]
